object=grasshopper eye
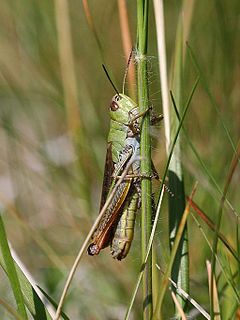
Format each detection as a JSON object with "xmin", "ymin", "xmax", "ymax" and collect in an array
[
  {"xmin": 110, "ymin": 101, "xmax": 119, "ymax": 111},
  {"xmin": 115, "ymin": 95, "xmax": 121, "ymax": 102}
]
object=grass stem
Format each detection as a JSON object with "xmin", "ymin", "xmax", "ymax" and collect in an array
[{"xmin": 137, "ymin": 1, "xmax": 152, "ymax": 319}]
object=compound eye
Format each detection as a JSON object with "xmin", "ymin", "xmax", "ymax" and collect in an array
[
  {"xmin": 110, "ymin": 100, "xmax": 119, "ymax": 111},
  {"xmin": 114, "ymin": 94, "xmax": 121, "ymax": 102}
]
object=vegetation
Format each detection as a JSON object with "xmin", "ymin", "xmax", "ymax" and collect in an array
[{"xmin": 0, "ymin": 1, "xmax": 239, "ymax": 319}]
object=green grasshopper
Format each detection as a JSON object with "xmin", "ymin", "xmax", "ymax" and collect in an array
[
  {"xmin": 87, "ymin": 91, "xmax": 142, "ymax": 260},
  {"xmin": 87, "ymin": 63, "xmax": 161, "ymax": 260}
]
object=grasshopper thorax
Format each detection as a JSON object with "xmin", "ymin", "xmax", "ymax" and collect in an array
[{"xmin": 110, "ymin": 94, "xmax": 138, "ymax": 125}]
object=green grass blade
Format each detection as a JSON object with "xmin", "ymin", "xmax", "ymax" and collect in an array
[
  {"xmin": 154, "ymin": 79, "xmax": 199, "ymax": 319},
  {"xmin": 0, "ymin": 212, "xmax": 28, "ymax": 319},
  {"xmin": 190, "ymin": 214, "xmax": 240, "ymax": 304},
  {"xmin": 125, "ymin": 189, "xmax": 165, "ymax": 320},
  {"xmin": 237, "ymin": 213, "xmax": 240, "ymax": 314},
  {"xmin": 125, "ymin": 78, "xmax": 198, "ymax": 320},
  {"xmin": 0, "ymin": 256, "xmax": 54, "ymax": 320},
  {"xmin": 171, "ymin": 93, "xmax": 239, "ymax": 218},
  {"xmin": 168, "ymin": 15, "xmax": 189, "ymax": 315},
  {"xmin": 210, "ymin": 134, "xmax": 240, "ymax": 319},
  {"xmin": 187, "ymin": 44, "xmax": 239, "ymax": 164},
  {"xmin": 137, "ymin": 0, "xmax": 152, "ymax": 319},
  {"xmin": 188, "ymin": 198, "xmax": 240, "ymax": 263},
  {"xmin": 15, "ymin": 272, "xmax": 53, "ymax": 320},
  {"xmin": 36, "ymin": 286, "xmax": 70, "ymax": 320},
  {"xmin": 0, "ymin": 297, "xmax": 25, "ymax": 320},
  {"xmin": 0, "ymin": 212, "xmax": 53, "ymax": 320}
]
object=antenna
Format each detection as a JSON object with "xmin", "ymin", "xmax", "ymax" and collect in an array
[
  {"xmin": 102, "ymin": 65, "xmax": 120, "ymax": 96},
  {"xmin": 122, "ymin": 48, "xmax": 134, "ymax": 94}
]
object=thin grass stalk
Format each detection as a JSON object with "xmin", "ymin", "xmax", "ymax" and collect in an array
[
  {"xmin": 9, "ymin": 246, "xmax": 57, "ymax": 318},
  {"xmin": 210, "ymin": 175, "xmax": 235, "ymax": 315},
  {"xmin": 182, "ymin": 0, "xmax": 195, "ymax": 60},
  {"xmin": 117, "ymin": 0, "xmax": 136, "ymax": 100},
  {"xmin": 168, "ymin": 15, "xmax": 189, "ymax": 314},
  {"xmin": 153, "ymin": 0, "xmax": 170, "ymax": 152},
  {"xmin": 206, "ymin": 261, "xmax": 221, "ymax": 320},
  {"xmin": 55, "ymin": 0, "xmax": 94, "ymax": 214},
  {"xmin": 136, "ymin": 0, "xmax": 152, "ymax": 319},
  {"xmin": 55, "ymin": 158, "xmax": 138, "ymax": 320},
  {"xmin": 0, "ymin": 297, "xmax": 24, "ymax": 320},
  {"xmin": 209, "ymin": 137, "xmax": 240, "ymax": 318},
  {"xmin": 191, "ymin": 211, "xmax": 240, "ymax": 303},
  {"xmin": 125, "ymin": 78, "xmax": 198, "ymax": 320},
  {"xmin": 153, "ymin": 0, "xmax": 189, "ymax": 315},
  {"xmin": 54, "ymin": 0, "xmax": 81, "ymax": 136},
  {"xmin": 0, "ymin": 193, "xmax": 67, "ymax": 272},
  {"xmin": 171, "ymin": 109, "xmax": 238, "ymax": 217},
  {"xmin": 156, "ymin": 268, "xmax": 210, "ymax": 320},
  {"xmin": 82, "ymin": 0, "xmax": 105, "ymax": 63},
  {"xmin": 0, "ymin": 249, "xmax": 53, "ymax": 320},
  {"xmin": 187, "ymin": 198, "xmax": 239, "ymax": 263},
  {"xmin": 0, "ymin": 214, "xmax": 28, "ymax": 319},
  {"xmin": 190, "ymin": 211, "xmax": 240, "ymax": 305},
  {"xmin": 187, "ymin": 44, "xmax": 240, "ymax": 166},
  {"xmin": 152, "ymin": 245, "xmax": 160, "ymax": 312},
  {"xmin": 237, "ymin": 210, "xmax": 240, "ymax": 317},
  {"xmin": 153, "ymin": 179, "xmax": 195, "ymax": 319},
  {"xmin": 171, "ymin": 291, "xmax": 187, "ymax": 320},
  {"xmin": 154, "ymin": 78, "xmax": 199, "ymax": 319},
  {"xmin": 125, "ymin": 188, "xmax": 165, "ymax": 320}
]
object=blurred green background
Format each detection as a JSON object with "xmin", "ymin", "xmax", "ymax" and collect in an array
[{"xmin": 0, "ymin": 1, "xmax": 239, "ymax": 319}]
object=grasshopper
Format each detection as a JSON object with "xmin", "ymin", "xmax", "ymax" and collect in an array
[
  {"xmin": 87, "ymin": 92, "xmax": 142, "ymax": 260},
  {"xmin": 87, "ymin": 61, "xmax": 161, "ymax": 260}
]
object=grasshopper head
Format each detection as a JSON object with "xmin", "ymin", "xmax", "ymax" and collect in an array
[{"xmin": 109, "ymin": 93, "xmax": 137, "ymax": 124}]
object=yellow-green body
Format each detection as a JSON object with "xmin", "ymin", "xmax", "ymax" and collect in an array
[{"xmin": 88, "ymin": 93, "xmax": 141, "ymax": 260}]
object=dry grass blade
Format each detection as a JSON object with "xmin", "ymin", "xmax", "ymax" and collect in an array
[
  {"xmin": 82, "ymin": 0, "xmax": 94, "ymax": 31},
  {"xmin": 54, "ymin": 0, "xmax": 81, "ymax": 136},
  {"xmin": 153, "ymin": 0, "xmax": 170, "ymax": 151},
  {"xmin": 154, "ymin": 183, "xmax": 197, "ymax": 318},
  {"xmin": 191, "ymin": 212, "xmax": 240, "ymax": 305},
  {"xmin": 187, "ymin": 197, "xmax": 239, "ymax": 263},
  {"xmin": 236, "ymin": 308, "xmax": 240, "ymax": 319},
  {"xmin": 156, "ymin": 264, "xmax": 210, "ymax": 320},
  {"xmin": 54, "ymin": 156, "xmax": 141, "ymax": 320},
  {"xmin": 210, "ymin": 127, "xmax": 240, "ymax": 319},
  {"xmin": 171, "ymin": 291, "xmax": 187, "ymax": 320},
  {"xmin": 0, "ymin": 2, "xmax": 239, "ymax": 318},
  {"xmin": 223, "ymin": 139, "xmax": 240, "ymax": 196},
  {"xmin": 206, "ymin": 260, "xmax": 221, "ymax": 320}
]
